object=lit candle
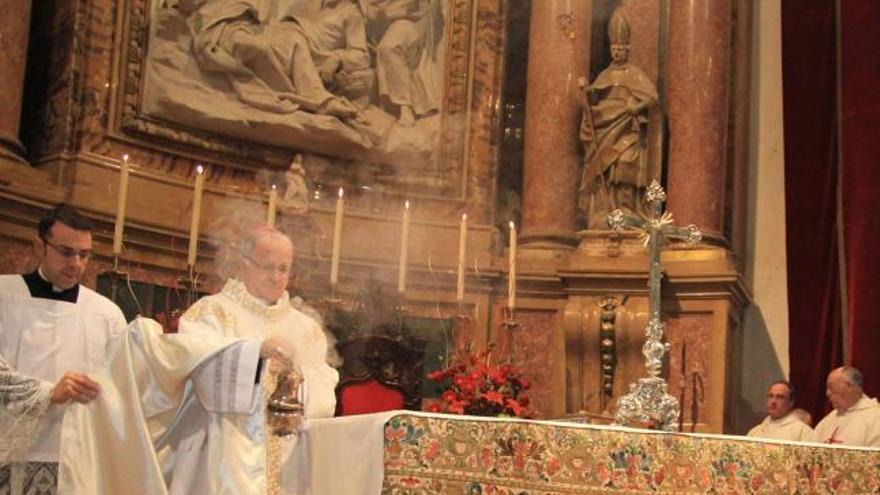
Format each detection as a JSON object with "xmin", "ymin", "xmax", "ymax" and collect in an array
[
  {"xmin": 112, "ymin": 154, "xmax": 130, "ymax": 255},
  {"xmin": 508, "ymin": 221, "xmax": 517, "ymax": 311},
  {"xmin": 456, "ymin": 213, "xmax": 467, "ymax": 302},
  {"xmin": 397, "ymin": 200, "xmax": 410, "ymax": 293},
  {"xmin": 187, "ymin": 165, "xmax": 205, "ymax": 268},
  {"xmin": 330, "ymin": 188, "xmax": 344, "ymax": 286},
  {"xmin": 267, "ymin": 184, "xmax": 278, "ymax": 227}
]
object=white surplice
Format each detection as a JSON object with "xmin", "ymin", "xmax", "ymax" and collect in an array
[
  {"xmin": 746, "ymin": 412, "xmax": 815, "ymax": 443},
  {"xmin": 0, "ymin": 274, "xmax": 126, "ymax": 463},
  {"xmin": 814, "ymin": 395, "xmax": 880, "ymax": 447},
  {"xmin": 57, "ymin": 278, "xmax": 339, "ymax": 495}
]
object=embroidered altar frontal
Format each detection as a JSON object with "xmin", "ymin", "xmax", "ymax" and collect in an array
[{"xmin": 382, "ymin": 414, "xmax": 880, "ymax": 494}]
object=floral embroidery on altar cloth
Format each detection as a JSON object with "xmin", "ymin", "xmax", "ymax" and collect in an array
[{"xmin": 383, "ymin": 414, "xmax": 880, "ymax": 494}]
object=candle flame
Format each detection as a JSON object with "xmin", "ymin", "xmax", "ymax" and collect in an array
[
  {"xmin": 122, "ymin": 154, "xmax": 129, "ymax": 162},
  {"xmin": 271, "ymin": 184, "xmax": 276, "ymax": 191},
  {"xmin": 405, "ymin": 200, "xmax": 410, "ymax": 209},
  {"xmin": 509, "ymin": 221, "xmax": 515, "ymax": 230},
  {"xmin": 196, "ymin": 164, "xmax": 204, "ymax": 174},
  {"xmin": 338, "ymin": 187, "xmax": 344, "ymax": 198},
  {"xmin": 462, "ymin": 213, "xmax": 467, "ymax": 221}
]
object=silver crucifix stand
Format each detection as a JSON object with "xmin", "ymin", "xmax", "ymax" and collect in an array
[{"xmin": 608, "ymin": 180, "xmax": 702, "ymax": 431}]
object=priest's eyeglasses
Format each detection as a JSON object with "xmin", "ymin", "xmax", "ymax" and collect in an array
[
  {"xmin": 42, "ymin": 237, "xmax": 93, "ymax": 261},
  {"xmin": 243, "ymin": 255, "xmax": 290, "ymax": 276}
]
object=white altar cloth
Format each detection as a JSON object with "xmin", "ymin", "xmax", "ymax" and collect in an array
[{"xmin": 283, "ymin": 410, "xmax": 399, "ymax": 495}]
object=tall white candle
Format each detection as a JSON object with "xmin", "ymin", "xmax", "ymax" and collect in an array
[
  {"xmin": 330, "ymin": 187, "xmax": 344, "ymax": 286},
  {"xmin": 508, "ymin": 221, "xmax": 517, "ymax": 311},
  {"xmin": 456, "ymin": 213, "xmax": 467, "ymax": 302},
  {"xmin": 267, "ymin": 184, "xmax": 278, "ymax": 227},
  {"xmin": 187, "ymin": 165, "xmax": 205, "ymax": 268},
  {"xmin": 397, "ymin": 200, "xmax": 410, "ymax": 293},
  {"xmin": 112, "ymin": 154, "xmax": 130, "ymax": 255}
]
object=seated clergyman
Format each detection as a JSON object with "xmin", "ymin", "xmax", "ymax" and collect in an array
[
  {"xmin": 747, "ymin": 380, "xmax": 815, "ymax": 442},
  {"xmin": 814, "ymin": 366, "xmax": 880, "ymax": 447}
]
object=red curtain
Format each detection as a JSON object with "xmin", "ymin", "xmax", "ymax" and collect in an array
[
  {"xmin": 781, "ymin": 1, "xmax": 842, "ymax": 419},
  {"xmin": 783, "ymin": 0, "xmax": 880, "ymax": 420},
  {"xmin": 840, "ymin": 0, "xmax": 880, "ymax": 399}
]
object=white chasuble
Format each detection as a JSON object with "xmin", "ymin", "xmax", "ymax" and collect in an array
[
  {"xmin": 0, "ymin": 274, "xmax": 126, "ymax": 463},
  {"xmin": 160, "ymin": 278, "xmax": 339, "ymax": 495},
  {"xmin": 746, "ymin": 412, "xmax": 815, "ymax": 443},
  {"xmin": 814, "ymin": 395, "xmax": 880, "ymax": 448}
]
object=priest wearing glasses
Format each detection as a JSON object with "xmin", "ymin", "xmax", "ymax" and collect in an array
[
  {"xmin": 155, "ymin": 225, "xmax": 340, "ymax": 494},
  {"xmin": 0, "ymin": 204, "xmax": 127, "ymax": 494}
]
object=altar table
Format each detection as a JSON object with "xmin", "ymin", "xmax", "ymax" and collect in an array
[{"xmin": 284, "ymin": 411, "xmax": 880, "ymax": 494}]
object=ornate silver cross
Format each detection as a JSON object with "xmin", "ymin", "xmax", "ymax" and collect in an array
[{"xmin": 607, "ymin": 180, "xmax": 702, "ymax": 431}]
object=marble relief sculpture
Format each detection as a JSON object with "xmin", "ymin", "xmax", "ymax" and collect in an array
[
  {"xmin": 577, "ymin": 8, "xmax": 658, "ymax": 230},
  {"xmin": 371, "ymin": 0, "xmax": 445, "ymax": 127},
  {"xmin": 143, "ymin": 0, "xmax": 445, "ymax": 165},
  {"xmin": 187, "ymin": 0, "xmax": 364, "ymax": 119}
]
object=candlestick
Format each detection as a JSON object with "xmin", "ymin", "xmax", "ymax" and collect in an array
[
  {"xmin": 456, "ymin": 213, "xmax": 467, "ymax": 302},
  {"xmin": 112, "ymin": 154, "xmax": 131, "ymax": 255},
  {"xmin": 330, "ymin": 188, "xmax": 344, "ymax": 286},
  {"xmin": 187, "ymin": 165, "xmax": 205, "ymax": 268},
  {"xmin": 508, "ymin": 221, "xmax": 517, "ymax": 311},
  {"xmin": 267, "ymin": 184, "xmax": 277, "ymax": 227},
  {"xmin": 397, "ymin": 200, "xmax": 410, "ymax": 293}
]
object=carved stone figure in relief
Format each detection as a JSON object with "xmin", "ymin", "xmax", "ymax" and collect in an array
[
  {"xmin": 142, "ymin": 0, "xmax": 447, "ymax": 167},
  {"xmin": 369, "ymin": 0, "xmax": 445, "ymax": 126},
  {"xmin": 281, "ymin": 0, "xmax": 374, "ymax": 106},
  {"xmin": 577, "ymin": 7, "xmax": 658, "ymax": 230},
  {"xmin": 184, "ymin": 0, "xmax": 361, "ymax": 119}
]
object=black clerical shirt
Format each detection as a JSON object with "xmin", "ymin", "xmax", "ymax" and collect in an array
[{"xmin": 22, "ymin": 270, "xmax": 80, "ymax": 303}]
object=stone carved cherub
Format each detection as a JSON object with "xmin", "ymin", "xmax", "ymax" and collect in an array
[{"xmin": 279, "ymin": 154, "xmax": 310, "ymax": 214}]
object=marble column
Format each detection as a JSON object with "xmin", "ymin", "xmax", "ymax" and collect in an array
[
  {"xmin": 665, "ymin": 0, "xmax": 731, "ymax": 243},
  {"xmin": 0, "ymin": 0, "xmax": 33, "ymax": 164},
  {"xmin": 729, "ymin": 0, "xmax": 753, "ymax": 264},
  {"xmin": 520, "ymin": 0, "xmax": 591, "ymax": 248}
]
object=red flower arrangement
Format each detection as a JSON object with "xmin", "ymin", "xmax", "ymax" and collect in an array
[{"xmin": 426, "ymin": 348, "xmax": 532, "ymax": 418}]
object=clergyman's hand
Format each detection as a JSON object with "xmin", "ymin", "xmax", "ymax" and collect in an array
[
  {"xmin": 50, "ymin": 372, "xmax": 101, "ymax": 405},
  {"xmin": 260, "ymin": 336, "xmax": 294, "ymax": 368}
]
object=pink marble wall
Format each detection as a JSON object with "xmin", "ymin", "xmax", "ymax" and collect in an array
[
  {"xmin": 491, "ymin": 305, "xmax": 558, "ymax": 419},
  {"xmin": 0, "ymin": 238, "xmax": 37, "ymax": 275},
  {"xmin": 665, "ymin": 314, "xmax": 712, "ymax": 425}
]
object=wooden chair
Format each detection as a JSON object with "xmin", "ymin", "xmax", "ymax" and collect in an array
[{"xmin": 335, "ymin": 334, "xmax": 426, "ymax": 416}]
